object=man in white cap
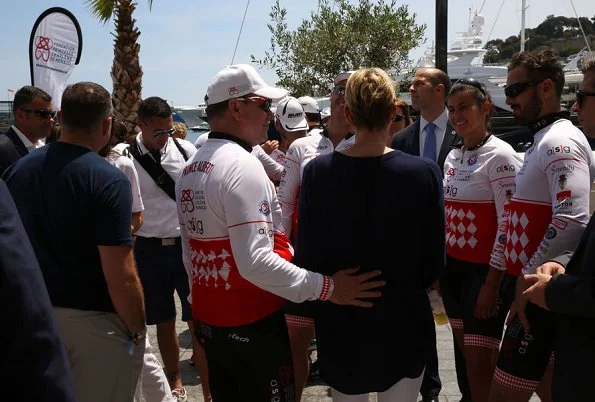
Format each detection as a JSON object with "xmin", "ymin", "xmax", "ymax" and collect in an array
[
  {"xmin": 278, "ymin": 71, "xmax": 356, "ymax": 399},
  {"xmin": 176, "ymin": 64, "xmax": 383, "ymax": 402},
  {"xmin": 271, "ymin": 97, "xmax": 310, "ymax": 165},
  {"xmin": 297, "ymin": 96, "xmax": 324, "ymax": 135}
]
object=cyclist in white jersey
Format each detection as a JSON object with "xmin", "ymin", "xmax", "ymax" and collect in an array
[
  {"xmin": 176, "ymin": 64, "xmax": 383, "ymax": 402},
  {"xmin": 489, "ymin": 47, "xmax": 595, "ymax": 402}
]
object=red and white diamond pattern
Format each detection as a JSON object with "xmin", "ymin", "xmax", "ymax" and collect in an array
[
  {"xmin": 446, "ymin": 206, "xmax": 478, "ymax": 249},
  {"xmin": 190, "ymin": 245, "xmax": 233, "ymax": 290},
  {"xmin": 504, "ymin": 211, "xmax": 530, "ymax": 266}
]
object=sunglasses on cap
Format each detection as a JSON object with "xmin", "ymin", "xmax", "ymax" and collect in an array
[
  {"xmin": 332, "ymin": 86, "xmax": 346, "ymax": 96},
  {"xmin": 576, "ymin": 90, "xmax": 595, "ymax": 107},
  {"xmin": 453, "ymin": 78, "xmax": 487, "ymax": 97},
  {"xmin": 236, "ymin": 96, "xmax": 272, "ymax": 112},
  {"xmin": 153, "ymin": 127, "xmax": 176, "ymax": 138},
  {"xmin": 20, "ymin": 108, "xmax": 56, "ymax": 119},
  {"xmin": 504, "ymin": 80, "xmax": 544, "ymax": 98}
]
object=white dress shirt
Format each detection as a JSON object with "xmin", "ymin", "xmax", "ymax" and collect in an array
[
  {"xmin": 418, "ymin": 108, "xmax": 449, "ymax": 161},
  {"xmin": 11, "ymin": 125, "xmax": 44, "ymax": 153}
]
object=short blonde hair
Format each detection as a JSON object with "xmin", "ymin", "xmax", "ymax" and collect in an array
[
  {"xmin": 172, "ymin": 121, "xmax": 188, "ymax": 139},
  {"xmin": 345, "ymin": 68, "xmax": 396, "ymax": 132}
]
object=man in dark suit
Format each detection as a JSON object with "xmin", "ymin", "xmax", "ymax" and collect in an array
[
  {"xmin": 0, "ymin": 86, "xmax": 54, "ymax": 176},
  {"xmin": 391, "ymin": 67, "xmax": 470, "ymax": 402},
  {"xmin": 0, "ymin": 179, "xmax": 76, "ymax": 401}
]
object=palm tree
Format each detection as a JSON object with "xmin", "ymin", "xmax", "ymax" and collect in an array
[{"xmin": 86, "ymin": 0, "xmax": 153, "ymax": 136}]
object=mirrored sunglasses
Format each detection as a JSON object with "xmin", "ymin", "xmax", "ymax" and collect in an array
[{"xmin": 153, "ymin": 127, "xmax": 176, "ymax": 137}]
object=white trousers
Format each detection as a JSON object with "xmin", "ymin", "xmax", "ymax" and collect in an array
[
  {"xmin": 331, "ymin": 370, "xmax": 424, "ymax": 402},
  {"xmin": 134, "ymin": 335, "xmax": 176, "ymax": 402}
]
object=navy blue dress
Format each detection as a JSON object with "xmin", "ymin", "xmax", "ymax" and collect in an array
[{"xmin": 295, "ymin": 150, "xmax": 445, "ymax": 394}]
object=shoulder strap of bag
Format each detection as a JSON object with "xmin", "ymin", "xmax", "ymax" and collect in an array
[{"xmin": 128, "ymin": 141, "xmax": 177, "ymax": 201}]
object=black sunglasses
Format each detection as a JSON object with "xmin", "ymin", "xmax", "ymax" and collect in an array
[
  {"xmin": 453, "ymin": 78, "xmax": 487, "ymax": 97},
  {"xmin": 332, "ymin": 86, "xmax": 346, "ymax": 96},
  {"xmin": 504, "ymin": 80, "xmax": 544, "ymax": 98},
  {"xmin": 20, "ymin": 108, "xmax": 56, "ymax": 119},
  {"xmin": 394, "ymin": 115, "xmax": 405, "ymax": 122},
  {"xmin": 576, "ymin": 90, "xmax": 595, "ymax": 107},
  {"xmin": 153, "ymin": 127, "xmax": 176, "ymax": 137}
]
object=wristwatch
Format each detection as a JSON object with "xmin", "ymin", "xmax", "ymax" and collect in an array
[{"xmin": 130, "ymin": 327, "xmax": 147, "ymax": 344}]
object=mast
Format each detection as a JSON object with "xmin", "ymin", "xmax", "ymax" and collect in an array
[{"xmin": 520, "ymin": 0, "xmax": 527, "ymax": 52}]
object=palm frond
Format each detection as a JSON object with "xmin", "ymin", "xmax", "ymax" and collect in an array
[{"xmin": 85, "ymin": 0, "xmax": 117, "ymax": 24}]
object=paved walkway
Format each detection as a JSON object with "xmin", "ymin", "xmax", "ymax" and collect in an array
[{"xmin": 147, "ymin": 299, "xmax": 539, "ymax": 401}]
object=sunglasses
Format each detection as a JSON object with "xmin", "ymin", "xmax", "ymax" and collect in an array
[
  {"xmin": 504, "ymin": 80, "xmax": 544, "ymax": 98},
  {"xmin": 394, "ymin": 115, "xmax": 405, "ymax": 122},
  {"xmin": 332, "ymin": 86, "xmax": 346, "ymax": 96},
  {"xmin": 20, "ymin": 108, "xmax": 56, "ymax": 119},
  {"xmin": 236, "ymin": 96, "xmax": 272, "ymax": 112},
  {"xmin": 453, "ymin": 78, "xmax": 487, "ymax": 97},
  {"xmin": 153, "ymin": 127, "xmax": 176, "ymax": 137},
  {"xmin": 576, "ymin": 90, "xmax": 595, "ymax": 107}
]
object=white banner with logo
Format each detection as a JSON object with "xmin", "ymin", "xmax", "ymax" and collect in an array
[{"xmin": 29, "ymin": 7, "xmax": 82, "ymax": 110}]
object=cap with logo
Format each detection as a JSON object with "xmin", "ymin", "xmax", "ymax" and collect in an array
[
  {"xmin": 333, "ymin": 70, "xmax": 355, "ymax": 85},
  {"xmin": 275, "ymin": 97, "xmax": 308, "ymax": 132},
  {"xmin": 205, "ymin": 64, "xmax": 288, "ymax": 105},
  {"xmin": 297, "ymin": 96, "xmax": 320, "ymax": 114}
]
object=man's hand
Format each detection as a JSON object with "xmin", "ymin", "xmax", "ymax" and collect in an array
[
  {"xmin": 507, "ymin": 276, "xmax": 531, "ymax": 333},
  {"xmin": 329, "ymin": 267, "xmax": 384, "ymax": 307},
  {"xmin": 522, "ymin": 273, "xmax": 553, "ymax": 310},
  {"xmin": 261, "ymin": 140, "xmax": 279, "ymax": 155},
  {"xmin": 474, "ymin": 283, "xmax": 499, "ymax": 320},
  {"xmin": 536, "ymin": 261, "xmax": 565, "ymax": 276}
]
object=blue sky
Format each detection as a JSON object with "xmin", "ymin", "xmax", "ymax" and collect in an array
[{"xmin": 1, "ymin": 0, "xmax": 593, "ymax": 105}]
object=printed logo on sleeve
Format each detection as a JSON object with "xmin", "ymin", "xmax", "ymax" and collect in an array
[
  {"xmin": 547, "ymin": 145, "xmax": 572, "ymax": 156},
  {"xmin": 258, "ymin": 200, "xmax": 271, "ymax": 216},
  {"xmin": 496, "ymin": 164, "xmax": 516, "ymax": 173},
  {"xmin": 467, "ymin": 155, "xmax": 478, "ymax": 166}
]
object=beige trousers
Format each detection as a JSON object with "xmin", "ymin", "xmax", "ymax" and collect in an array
[{"xmin": 54, "ymin": 307, "xmax": 145, "ymax": 402}]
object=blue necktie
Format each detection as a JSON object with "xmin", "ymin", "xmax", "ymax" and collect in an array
[{"xmin": 423, "ymin": 122, "xmax": 437, "ymax": 162}]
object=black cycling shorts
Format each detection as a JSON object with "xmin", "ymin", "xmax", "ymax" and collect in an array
[
  {"xmin": 493, "ymin": 303, "xmax": 555, "ymax": 393},
  {"xmin": 440, "ymin": 256, "xmax": 514, "ymax": 349},
  {"xmin": 195, "ymin": 309, "xmax": 296, "ymax": 402}
]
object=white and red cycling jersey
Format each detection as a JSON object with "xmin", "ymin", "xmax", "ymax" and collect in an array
[
  {"xmin": 176, "ymin": 133, "xmax": 333, "ymax": 327},
  {"xmin": 443, "ymin": 135, "xmax": 523, "ymax": 268},
  {"xmin": 278, "ymin": 130, "xmax": 355, "ymax": 237},
  {"xmin": 270, "ymin": 148, "xmax": 286, "ymax": 166},
  {"xmin": 500, "ymin": 118, "xmax": 595, "ymax": 276}
]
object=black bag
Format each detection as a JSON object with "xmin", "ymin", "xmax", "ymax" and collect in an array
[{"xmin": 125, "ymin": 138, "xmax": 189, "ymax": 201}]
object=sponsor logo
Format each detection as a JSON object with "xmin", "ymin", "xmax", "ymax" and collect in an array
[
  {"xmin": 444, "ymin": 185, "xmax": 458, "ymax": 197},
  {"xmin": 556, "ymin": 190, "xmax": 571, "ymax": 202},
  {"xmin": 259, "ymin": 200, "xmax": 271, "ymax": 216},
  {"xmin": 195, "ymin": 190, "xmax": 207, "ymax": 210},
  {"xmin": 182, "ymin": 160, "xmax": 215, "ymax": 176},
  {"xmin": 505, "ymin": 190, "xmax": 513, "ymax": 201},
  {"xmin": 496, "ymin": 164, "xmax": 516, "ymax": 173},
  {"xmin": 552, "ymin": 218, "xmax": 568, "ymax": 230},
  {"xmin": 258, "ymin": 227, "xmax": 274, "ymax": 238},
  {"xmin": 34, "ymin": 35, "xmax": 53, "ymax": 62},
  {"xmin": 180, "ymin": 189, "xmax": 195, "ymax": 212},
  {"xmin": 467, "ymin": 155, "xmax": 478, "ymax": 166},
  {"xmin": 228, "ymin": 333, "xmax": 249, "ymax": 343},
  {"xmin": 287, "ymin": 112, "xmax": 303, "ymax": 118},
  {"xmin": 446, "ymin": 167, "xmax": 457, "ymax": 182},
  {"xmin": 558, "ymin": 174, "xmax": 568, "ymax": 189},
  {"xmin": 186, "ymin": 218, "xmax": 204, "ymax": 234},
  {"xmin": 547, "ymin": 145, "xmax": 572, "ymax": 156},
  {"xmin": 545, "ymin": 227, "xmax": 557, "ymax": 240},
  {"xmin": 498, "ymin": 234, "xmax": 507, "ymax": 244},
  {"xmin": 550, "ymin": 164, "xmax": 575, "ymax": 174}
]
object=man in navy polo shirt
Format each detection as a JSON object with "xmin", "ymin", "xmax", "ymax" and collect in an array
[{"xmin": 3, "ymin": 82, "xmax": 146, "ymax": 402}]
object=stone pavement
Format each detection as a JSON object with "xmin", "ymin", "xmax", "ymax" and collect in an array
[{"xmin": 147, "ymin": 298, "xmax": 540, "ymax": 401}]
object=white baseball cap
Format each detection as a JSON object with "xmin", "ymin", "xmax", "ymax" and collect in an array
[
  {"xmin": 205, "ymin": 64, "xmax": 288, "ymax": 105},
  {"xmin": 275, "ymin": 97, "xmax": 308, "ymax": 132},
  {"xmin": 321, "ymin": 107, "xmax": 331, "ymax": 120},
  {"xmin": 333, "ymin": 70, "xmax": 355, "ymax": 85},
  {"xmin": 297, "ymin": 96, "xmax": 320, "ymax": 114}
]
